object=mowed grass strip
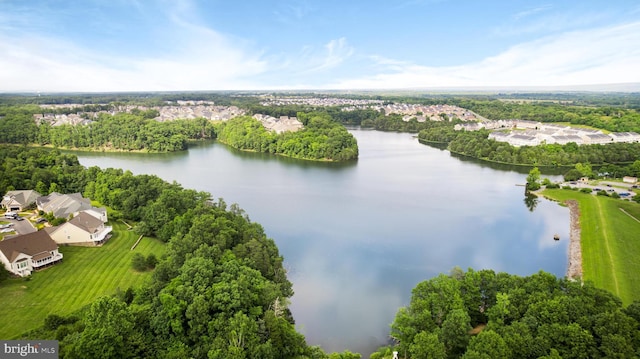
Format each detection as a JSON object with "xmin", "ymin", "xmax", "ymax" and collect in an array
[
  {"xmin": 543, "ymin": 189, "xmax": 640, "ymax": 305},
  {"xmin": 0, "ymin": 222, "xmax": 165, "ymax": 339}
]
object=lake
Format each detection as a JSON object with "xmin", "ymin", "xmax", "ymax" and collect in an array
[{"xmin": 73, "ymin": 129, "xmax": 569, "ymax": 356}]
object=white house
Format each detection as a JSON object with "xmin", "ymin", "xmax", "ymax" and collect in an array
[
  {"xmin": 610, "ymin": 132, "xmax": 640, "ymax": 143},
  {"xmin": 488, "ymin": 131, "xmax": 510, "ymax": 141},
  {"xmin": 47, "ymin": 212, "xmax": 112, "ymax": 246},
  {"xmin": 582, "ymin": 133, "xmax": 612, "ymax": 145},
  {"xmin": 80, "ymin": 207, "xmax": 108, "ymax": 223},
  {"xmin": 0, "ymin": 230, "xmax": 63, "ymax": 277},
  {"xmin": 508, "ymin": 134, "xmax": 541, "ymax": 147}
]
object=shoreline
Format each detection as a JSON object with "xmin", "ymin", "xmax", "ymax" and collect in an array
[{"xmin": 565, "ymin": 200, "xmax": 583, "ymax": 279}]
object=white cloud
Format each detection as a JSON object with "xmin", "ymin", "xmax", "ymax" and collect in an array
[
  {"xmin": 0, "ymin": 34, "xmax": 267, "ymax": 92},
  {"xmin": 327, "ymin": 21, "xmax": 640, "ymax": 89},
  {"xmin": 318, "ymin": 38, "xmax": 354, "ymax": 71},
  {"xmin": 1, "ymin": 0, "xmax": 638, "ymax": 93},
  {"xmin": 496, "ymin": 11, "xmax": 609, "ymax": 37},
  {"xmin": 0, "ymin": 3, "xmax": 269, "ymax": 92},
  {"xmin": 273, "ymin": 0, "xmax": 314, "ymax": 23},
  {"xmin": 296, "ymin": 37, "xmax": 355, "ymax": 74},
  {"xmin": 512, "ymin": 4, "xmax": 553, "ymax": 20}
]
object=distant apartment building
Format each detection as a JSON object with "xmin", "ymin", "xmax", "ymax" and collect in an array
[{"xmin": 475, "ymin": 119, "xmax": 640, "ymax": 147}]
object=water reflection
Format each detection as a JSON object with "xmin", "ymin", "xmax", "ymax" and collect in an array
[
  {"xmin": 74, "ymin": 130, "xmax": 570, "ymax": 357},
  {"xmin": 524, "ymin": 190, "xmax": 540, "ymax": 212},
  {"xmin": 420, "ymin": 142, "xmax": 571, "ymax": 176}
]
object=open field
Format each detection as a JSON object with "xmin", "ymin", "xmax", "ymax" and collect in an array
[
  {"xmin": 542, "ymin": 189, "xmax": 640, "ymax": 305},
  {"xmin": 0, "ymin": 223, "xmax": 165, "ymax": 338}
]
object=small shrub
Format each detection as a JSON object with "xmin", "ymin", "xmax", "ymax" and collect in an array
[
  {"xmin": 55, "ymin": 325, "xmax": 72, "ymax": 341},
  {"xmin": 146, "ymin": 254, "xmax": 158, "ymax": 269},
  {"xmin": 131, "ymin": 253, "xmax": 147, "ymax": 272},
  {"xmin": 610, "ymin": 192, "xmax": 620, "ymax": 199},
  {"xmin": 580, "ymin": 188, "xmax": 592, "ymax": 194},
  {"xmin": 546, "ymin": 183, "xmax": 560, "ymax": 189},
  {"xmin": 0, "ymin": 265, "xmax": 10, "ymax": 283},
  {"xmin": 132, "ymin": 253, "xmax": 158, "ymax": 272},
  {"xmin": 526, "ymin": 182, "xmax": 541, "ymax": 191},
  {"xmin": 50, "ymin": 217, "xmax": 67, "ymax": 226},
  {"xmin": 44, "ymin": 314, "xmax": 66, "ymax": 330}
]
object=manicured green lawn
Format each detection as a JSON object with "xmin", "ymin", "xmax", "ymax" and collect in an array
[
  {"xmin": 542, "ymin": 189, "xmax": 640, "ymax": 305},
  {"xmin": 0, "ymin": 223, "xmax": 165, "ymax": 339}
]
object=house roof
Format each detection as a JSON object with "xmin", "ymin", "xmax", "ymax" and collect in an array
[
  {"xmin": 0, "ymin": 230, "xmax": 57, "ymax": 262},
  {"xmin": 36, "ymin": 192, "xmax": 91, "ymax": 219},
  {"xmin": 2, "ymin": 190, "xmax": 41, "ymax": 208},
  {"xmin": 68, "ymin": 212, "xmax": 103, "ymax": 233}
]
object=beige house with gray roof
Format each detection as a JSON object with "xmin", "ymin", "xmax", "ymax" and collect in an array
[
  {"xmin": 0, "ymin": 230, "xmax": 63, "ymax": 277},
  {"xmin": 47, "ymin": 212, "xmax": 112, "ymax": 246}
]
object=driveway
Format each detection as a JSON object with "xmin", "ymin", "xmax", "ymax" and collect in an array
[{"xmin": 7, "ymin": 216, "xmax": 37, "ymax": 235}]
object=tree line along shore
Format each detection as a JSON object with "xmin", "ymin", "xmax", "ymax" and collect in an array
[{"xmin": 3, "ymin": 145, "xmax": 640, "ymax": 358}]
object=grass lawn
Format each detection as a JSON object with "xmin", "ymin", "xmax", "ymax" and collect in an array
[
  {"xmin": 0, "ymin": 222, "xmax": 165, "ymax": 339},
  {"xmin": 542, "ymin": 189, "xmax": 640, "ymax": 305}
]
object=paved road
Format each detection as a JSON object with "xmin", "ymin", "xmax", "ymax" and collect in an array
[
  {"xmin": 561, "ymin": 182, "xmax": 637, "ymax": 198},
  {"xmin": 5, "ymin": 215, "xmax": 37, "ymax": 235}
]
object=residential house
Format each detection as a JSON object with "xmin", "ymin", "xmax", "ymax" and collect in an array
[
  {"xmin": 508, "ymin": 134, "xmax": 541, "ymax": 147},
  {"xmin": 610, "ymin": 132, "xmax": 640, "ymax": 143},
  {"xmin": 81, "ymin": 207, "xmax": 108, "ymax": 222},
  {"xmin": 582, "ymin": 133, "xmax": 612, "ymax": 145},
  {"xmin": 1, "ymin": 190, "xmax": 41, "ymax": 212},
  {"xmin": 550, "ymin": 135, "xmax": 583, "ymax": 145},
  {"xmin": 36, "ymin": 192, "xmax": 96, "ymax": 219},
  {"xmin": 514, "ymin": 120, "xmax": 542, "ymax": 130},
  {"xmin": 0, "ymin": 230, "xmax": 63, "ymax": 277},
  {"xmin": 47, "ymin": 212, "xmax": 112, "ymax": 246},
  {"xmin": 488, "ymin": 131, "xmax": 510, "ymax": 141},
  {"xmin": 454, "ymin": 122, "xmax": 484, "ymax": 131}
]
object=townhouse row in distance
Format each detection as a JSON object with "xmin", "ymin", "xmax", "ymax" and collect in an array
[
  {"xmin": 455, "ymin": 120, "xmax": 640, "ymax": 147},
  {"xmin": 0, "ymin": 190, "xmax": 112, "ymax": 277}
]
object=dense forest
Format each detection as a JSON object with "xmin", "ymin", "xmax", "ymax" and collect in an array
[
  {"xmin": 3, "ymin": 144, "xmax": 640, "ymax": 358},
  {"xmin": 374, "ymin": 269, "xmax": 640, "ymax": 359},
  {"xmin": 3, "ymin": 146, "xmax": 355, "ymax": 358},
  {"xmin": 0, "ymin": 146, "xmax": 88, "ymax": 195},
  {"xmin": 242, "ymin": 105, "xmax": 460, "ymax": 133},
  {"xmin": 215, "ymin": 113, "xmax": 358, "ymax": 161},
  {"xmin": 0, "ymin": 106, "xmax": 215, "ymax": 152}
]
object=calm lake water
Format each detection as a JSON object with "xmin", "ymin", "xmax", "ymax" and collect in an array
[{"xmin": 74, "ymin": 129, "xmax": 569, "ymax": 356}]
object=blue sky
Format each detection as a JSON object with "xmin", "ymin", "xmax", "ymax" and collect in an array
[{"xmin": 1, "ymin": 0, "xmax": 639, "ymax": 92}]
